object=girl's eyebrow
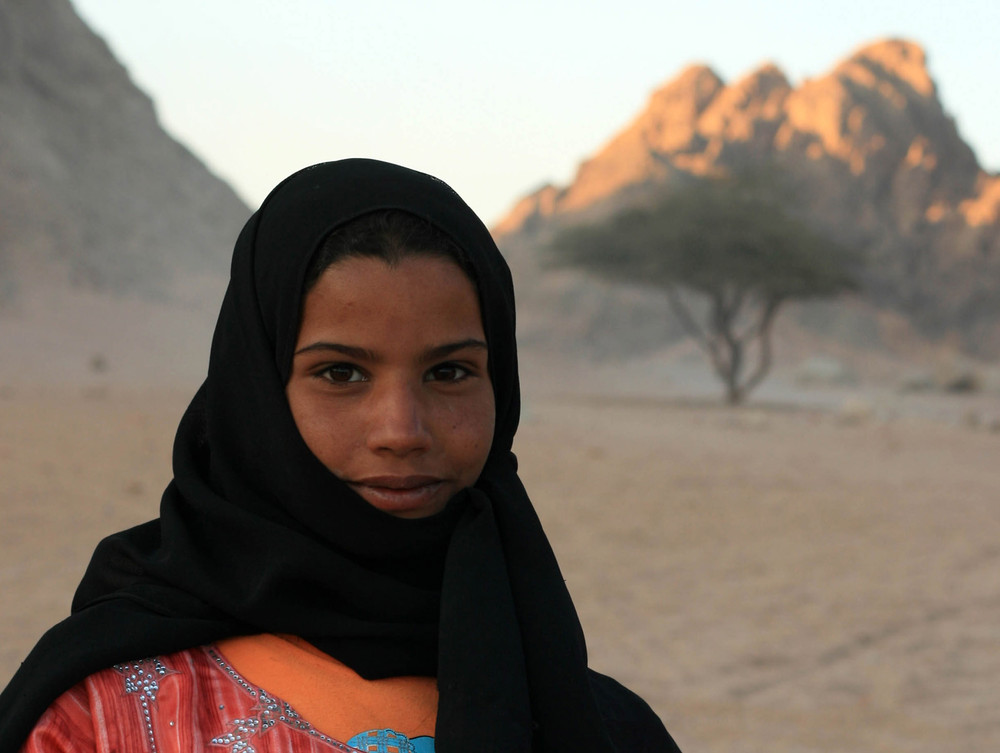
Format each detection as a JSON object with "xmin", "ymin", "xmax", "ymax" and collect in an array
[
  {"xmin": 422, "ymin": 339, "xmax": 488, "ymax": 363},
  {"xmin": 293, "ymin": 339, "xmax": 487, "ymax": 361},
  {"xmin": 293, "ymin": 342, "xmax": 376, "ymax": 359}
]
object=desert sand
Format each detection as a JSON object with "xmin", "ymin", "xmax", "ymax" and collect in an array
[{"xmin": 2, "ymin": 367, "xmax": 999, "ymax": 752}]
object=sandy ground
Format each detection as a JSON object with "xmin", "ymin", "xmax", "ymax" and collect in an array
[{"xmin": 2, "ymin": 376, "xmax": 999, "ymax": 752}]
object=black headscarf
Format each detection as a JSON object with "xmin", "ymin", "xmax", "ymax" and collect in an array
[{"xmin": 0, "ymin": 159, "xmax": 622, "ymax": 752}]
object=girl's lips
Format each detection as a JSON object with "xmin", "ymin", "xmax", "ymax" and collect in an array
[
  {"xmin": 353, "ymin": 475, "xmax": 443, "ymax": 490},
  {"xmin": 347, "ymin": 476, "xmax": 447, "ymax": 517}
]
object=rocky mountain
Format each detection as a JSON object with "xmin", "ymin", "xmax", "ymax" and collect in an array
[
  {"xmin": 496, "ymin": 40, "xmax": 1000, "ymax": 358},
  {"xmin": 0, "ymin": 0, "xmax": 249, "ymax": 305}
]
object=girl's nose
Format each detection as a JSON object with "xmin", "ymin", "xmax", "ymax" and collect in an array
[{"xmin": 366, "ymin": 382, "xmax": 432, "ymax": 455}]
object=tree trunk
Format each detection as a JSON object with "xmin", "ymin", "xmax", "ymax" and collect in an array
[
  {"xmin": 664, "ymin": 287, "xmax": 779, "ymax": 405},
  {"xmin": 725, "ymin": 379, "xmax": 744, "ymax": 405}
]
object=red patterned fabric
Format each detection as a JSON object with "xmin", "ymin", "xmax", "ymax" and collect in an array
[{"xmin": 21, "ymin": 643, "xmax": 437, "ymax": 752}]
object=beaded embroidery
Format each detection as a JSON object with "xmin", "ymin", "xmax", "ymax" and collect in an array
[
  {"xmin": 206, "ymin": 647, "xmax": 359, "ymax": 753},
  {"xmin": 113, "ymin": 658, "xmax": 177, "ymax": 753}
]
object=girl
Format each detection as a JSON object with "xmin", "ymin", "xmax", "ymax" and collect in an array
[{"xmin": 0, "ymin": 159, "xmax": 680, "ymax": 752}]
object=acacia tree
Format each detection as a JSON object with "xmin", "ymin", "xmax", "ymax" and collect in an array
[{"xmin": 550, "ymin": 179, "xmax": 859, "ymax": 404}]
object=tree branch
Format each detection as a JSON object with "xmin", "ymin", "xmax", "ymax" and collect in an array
[
  {"xmin": 665, "ymin": 285, "xmax": 713, "ymax": 354},
  {"xmin": 739, "ymin": 297, "xmax": 783, "ymax": 395}
]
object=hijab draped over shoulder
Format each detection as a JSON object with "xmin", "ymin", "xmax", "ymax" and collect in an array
[{"xmin": 0, "ymin": 159, "xmax": 672, "ymax": 752}]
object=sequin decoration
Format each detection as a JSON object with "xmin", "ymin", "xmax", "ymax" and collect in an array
[
  {"xmin": 207, "ymin": 647, "xmax": 358, "ymax": 753},
  {"xmin": 113, "ymin": 657, "xmax": 177, "ymax": 753}
]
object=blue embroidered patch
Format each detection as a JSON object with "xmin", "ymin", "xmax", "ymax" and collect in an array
[{"xmin": 347, "ymin": 728, "xmax": 434, "ymax": 753}]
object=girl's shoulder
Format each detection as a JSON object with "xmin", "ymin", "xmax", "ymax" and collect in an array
[
  {"xmin": 21, "ymin": 645, "xmax": 358, "ymax": 753},
  {"xmin": 587, "ymin": 670, "xmax": 683, "ymax": 753}
]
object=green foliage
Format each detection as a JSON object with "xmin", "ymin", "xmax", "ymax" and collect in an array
[
  {"xmin": 550, "ymin": 179, "xmax": 858, "ymax": 301},
  {"xmin": 548, "ymin": 176, "xmax": 861, "ymax": 403}
]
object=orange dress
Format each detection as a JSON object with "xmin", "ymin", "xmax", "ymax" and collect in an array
[{"xmin": 21, "ymin": 635, "xmax": 438, "ymax": 753}]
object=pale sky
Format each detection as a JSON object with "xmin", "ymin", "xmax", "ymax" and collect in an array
[{"xmin": 70, "ymin": 0, "xmax": 999, "ymax": 226}]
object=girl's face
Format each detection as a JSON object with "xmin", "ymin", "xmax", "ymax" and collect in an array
[{"xmin": 286, "ymin": 254, "xmax": 495, "ymax": 518}]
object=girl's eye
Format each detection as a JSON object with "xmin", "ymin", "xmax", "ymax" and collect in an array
[
  {"xmin": 426, "ymin": 363, "xmax": 470, "ymax": 383},
  {"xmin": 320, "ymin": 364, "xmax": 366, "ymax": 383}
]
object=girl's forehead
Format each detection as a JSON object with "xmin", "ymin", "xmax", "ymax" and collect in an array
[{"xmin": 298, "ymin": 255, "xmax": 485, "ymax": 341}]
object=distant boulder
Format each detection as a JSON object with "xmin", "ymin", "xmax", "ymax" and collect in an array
[{"xmin": 936, "ymin": 364, "xmax": 980, "ymax": 393}]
